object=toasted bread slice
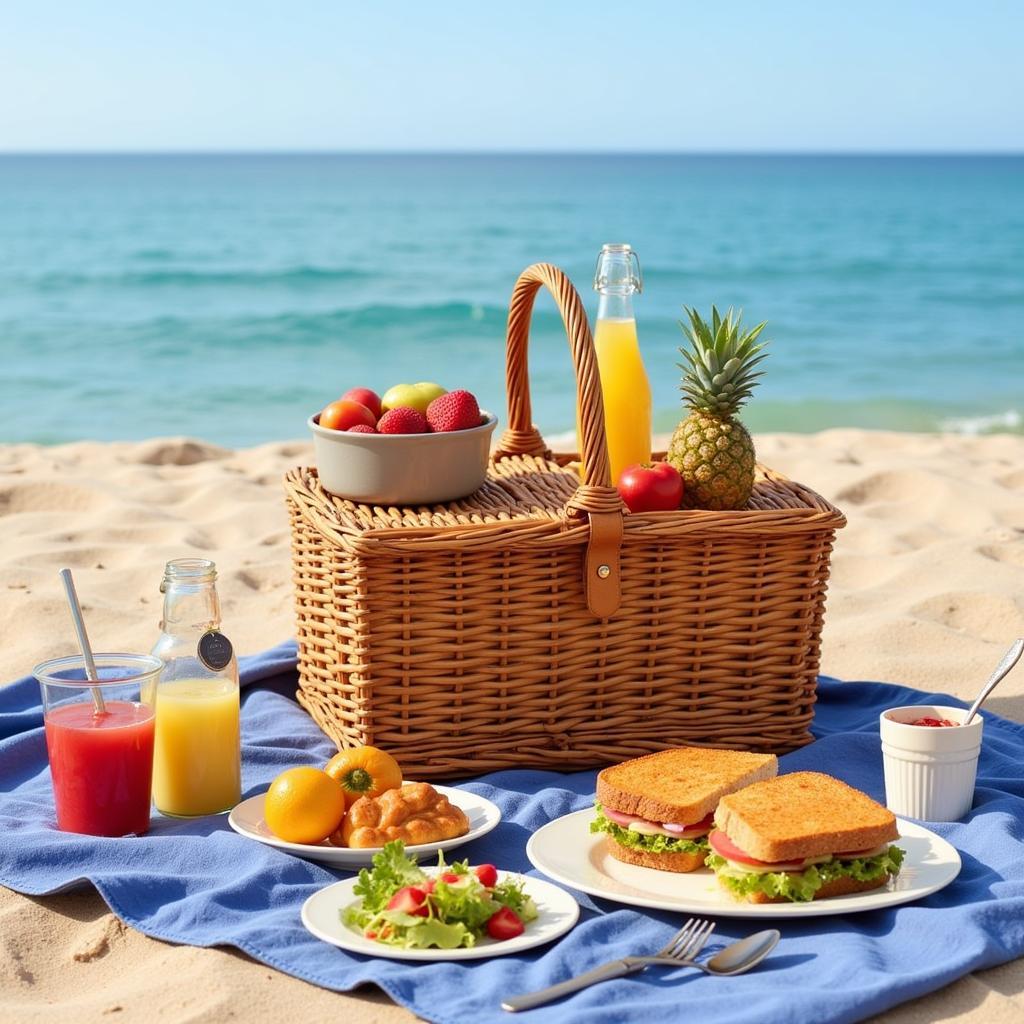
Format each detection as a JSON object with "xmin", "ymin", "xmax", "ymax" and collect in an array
[
  {"xmin": 731, "ymin": 872, "xmax": 893, "ymax": 904},
  {"xmin": 604, "ymin": 837, "xmax": 706, "ymax": 874},
  {"xmin": 596, "ymin": 747, "xmax": 778, "ymax": 825},
  {"xmin": 714, "ymin": 771, "xmax": 898, "ymax": 863}
]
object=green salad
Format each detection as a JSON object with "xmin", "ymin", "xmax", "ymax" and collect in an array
[
  {"xmin": 342, "ymin": 841, "xmax": 538, "ymax": 949},
  {"xmin": 706, "ymin": 845, "xmax": 905, "ymax": 903},
  {"xmin": 590, "ymin": 802, "xmax": 710, "ymax": 856}
]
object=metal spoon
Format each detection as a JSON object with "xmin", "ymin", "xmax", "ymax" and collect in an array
[
  {"xmin": 687, "ymin": 927, "xmax": 781, "ymax": 975},
  {"xmin": 501, "ymin": 929, "xmax": 780, "ymax": 1012},
  {"xmin": 963, "ymin": 638, "xmax": 1024, "ymax": 726}
]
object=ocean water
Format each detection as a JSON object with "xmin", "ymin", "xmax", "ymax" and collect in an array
[{"xmin": 1, "ymin": 154, "xmax": 1022, "ymax": 447}]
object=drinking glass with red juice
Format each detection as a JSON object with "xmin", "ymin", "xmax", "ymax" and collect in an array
[{"xmin": 34, "ymin": 653, "xmax": 162, "ymax": 837}]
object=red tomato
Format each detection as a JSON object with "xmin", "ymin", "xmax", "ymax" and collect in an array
[
  {"xmin": 474, "ymin": 864, "xmax": 498, "ymax": 888},
  {"xmin": 319, "ymin": 399, "xmax": 376, "ymax": 431},
  {"xmin": 386, "ymin": 886, "xmax": 429, "ymax": 917},
  {"xmin": 708, "ymin": 829, "xmax": 760, "ymax": 864},
  {"xmin": 439, "ymin": 872, "xmax": 462, "ymax": 885},
  {"xmin": 707, "ymin": 829, "xmax": 805, "ymax": 869},
  {"xmin": 486, "ymin": 906, "xmax": 524, "ymax": 941},
  {"xmin": 617, "ymin": 462, "xmax": 684, "ymax": 513},
  {"xmin": 342, "ymin": 387, "xmax": 383, "ymax": 420}
]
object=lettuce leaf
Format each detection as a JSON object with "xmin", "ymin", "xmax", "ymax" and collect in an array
[
  {"xmin": 401, "ymin": 918, "xmax": 473, "ymax": 949},
  {"xmin": 707, "ymin": 845, "xmax": 905, "ymax": 903},
  {"xmin": 491, "ymin": 879, "xmax": 538, "ymax": 923},
  {"xmin": 591, "ymin": 804, "xmax": 709, "ymax": 856},
  {"xmin": 350, "ymin": 840, "xmax": 426, "ymax": 914}
]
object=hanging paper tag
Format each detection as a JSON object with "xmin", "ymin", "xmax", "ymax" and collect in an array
[{"xmin": 198, "ymin": 630, "xmax": 233, "ymax": 672}]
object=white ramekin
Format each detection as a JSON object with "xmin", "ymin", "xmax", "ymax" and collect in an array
[{"xmin": 879, "ymin": 704, "xmax": 982, "ymax": 821}]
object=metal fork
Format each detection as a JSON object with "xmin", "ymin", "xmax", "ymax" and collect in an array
[{"xmin": 501, "ymin": 917, "xmax": 715, "ymax": 1013}]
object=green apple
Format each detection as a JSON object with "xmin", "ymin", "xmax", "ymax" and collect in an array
[
  {"xmin": 412, "ymin": 382, "xmax": 447, "ymax": 407},
  {"xmin": 381, "ymin": 384, "xmax": 420, "ymax": 412},
  {"xmin": 381, "ymin": 382, "xmax": 447, "ymax": 415}
]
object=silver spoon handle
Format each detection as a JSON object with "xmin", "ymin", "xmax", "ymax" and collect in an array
[
  {"xmin": 502, "ymin": 958, "xmax": 641, "ymax": 1012},
  {"xmin": 964, "ymin": 638, "xmax": 1024, "ymax": 725}
]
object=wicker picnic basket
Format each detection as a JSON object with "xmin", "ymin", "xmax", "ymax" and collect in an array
[{"xmin": 285, "ymin": 263, "xmax": 846, "ymax": 778}]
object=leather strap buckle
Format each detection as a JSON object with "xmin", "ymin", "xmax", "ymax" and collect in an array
[{"xmin": 583, "ymin": 510, "xmax": 623, "ymax": 618}]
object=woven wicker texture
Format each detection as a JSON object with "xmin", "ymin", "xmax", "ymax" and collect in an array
[{"xmin": 285, "ymin": 263, "xmax": 846, "ymax": 777}]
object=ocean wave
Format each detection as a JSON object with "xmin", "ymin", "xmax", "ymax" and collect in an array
[
  {"xmin": 940, "ymin": 409, "xmax": 1023, "ymax": 435},
  {"xmin": 245, "ymin": 301, "xmax": 511, "ymax": 331},
  {"xmin": 120, "ymin": 302, "xmax": 519, "ymax": 351},
  {"xmin": 643, "ymin": 258, "xmax": 894, "ymax": 282},
  {"xmin": 132, "ymin": 248, "xmax": 176, "ymax": 261},
  {"xmin": 26, "ymin": 265, "xmax": 372, "ymax": 290}
]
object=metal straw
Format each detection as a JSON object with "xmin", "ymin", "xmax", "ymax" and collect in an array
[{"xmin": 58, "ymin": 568, "xmax": 107, "ymax": 715}]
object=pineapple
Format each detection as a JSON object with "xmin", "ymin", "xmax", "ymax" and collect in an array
[{"xmin": 666, "ymin": 306, "xmax": 768, "ymax": 510}]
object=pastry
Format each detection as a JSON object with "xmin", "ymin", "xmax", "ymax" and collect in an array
[{"xmin": 336, "ymin": 782, "xmax": 470, "ymax": 849}]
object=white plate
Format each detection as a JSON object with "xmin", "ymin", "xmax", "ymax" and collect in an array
[
  {"xmin": 302, "ymin": 870, "xmax": 579, "ymax": 960},
  {"xmin": 527, "ymin": 808, "xmax": 961, "ymax": 918},
  {"xmin": 228, "ymin": 784, "xmax": 501, "ymax": 868}
]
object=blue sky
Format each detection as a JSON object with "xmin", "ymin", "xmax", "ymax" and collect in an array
[{"xmin": 2, "ymin": 1, "xmax": 1022, "ymax": 152}]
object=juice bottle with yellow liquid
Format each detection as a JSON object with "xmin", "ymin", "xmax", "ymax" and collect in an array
[
  {"xmin": 148, "ymin": 558, "xmax": 240, "ymax": 817},
  {"xmin": 582, "ymin": 243, "xmax": 651, "ymax": 484}
]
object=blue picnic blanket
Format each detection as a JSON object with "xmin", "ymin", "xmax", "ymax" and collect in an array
[{"xmin": 2, "ymin": 641, "xmax": 1023, "ymax": 1024}]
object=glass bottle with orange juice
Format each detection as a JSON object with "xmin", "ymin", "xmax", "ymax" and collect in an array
[
  {"xmin": 148, "ymin": 558, "xmax": 240, "ymax": 817},
  {"xmin": 583, "ymin": 243, "xmax": 652, "ymax": 485}
]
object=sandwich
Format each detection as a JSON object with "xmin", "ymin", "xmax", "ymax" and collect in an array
[
  {"xmin": 707, "ymin": 771, "xmax": 905, "ymax": 902},
  {"xmin": 591, "ymin": 747, "xmax": 778, "ymax": 873}
]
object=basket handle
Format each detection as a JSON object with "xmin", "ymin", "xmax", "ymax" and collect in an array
[{"xmin": 493, "ymin": 262, "xmax": 625, "ymax": 618}]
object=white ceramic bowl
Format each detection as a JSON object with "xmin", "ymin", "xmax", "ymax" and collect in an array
[
  {"xmin": 880, "ymin": 704, "xmax": 982, "ymax": 821},
  {"xmin": 308, "ymin": 411, "xmax": 497, "ymax": 506}
]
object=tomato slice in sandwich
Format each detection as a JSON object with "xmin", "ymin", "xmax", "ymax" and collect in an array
[{"xmin": 708, "ymin": 829, "xmax": 806, "ymax": 871}]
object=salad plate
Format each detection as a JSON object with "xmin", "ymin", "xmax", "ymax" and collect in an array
[
  {"xmin": 302, "ymin": 869, "xmax": 579, "ymax": 960},
  {"xmin": 527, "ymin": 808, "xmax": 961, "ymax": 919},
  {"xmin": 228, "ymin": 784, "xmax": 500, "ymax": 868}
]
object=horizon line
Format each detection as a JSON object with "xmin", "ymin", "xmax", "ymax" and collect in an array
[{"xmin": 1, "ymin": 148, "xmax": 1022, "ymax": 158}]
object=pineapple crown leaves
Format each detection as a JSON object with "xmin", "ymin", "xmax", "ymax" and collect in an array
[{"xmin": 677, "ymin": 305, "xmax": 769, "ymax": 416}]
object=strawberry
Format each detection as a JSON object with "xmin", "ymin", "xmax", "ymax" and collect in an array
[
  {"xmin": 386, "ymin": 886, "xmax": 429, "ymax": 917},
  {"xmin": 426, "ymin": 390, "xmax": 481, "ymax": 432},
  {"xmin": 473, "ymin": 863, "xmax": 498, "ymax": 888},
  {"xmin": 486, "ymin": 906, "xmax": 524, "ymax": 941},
  {"xmin": 377, "ymin": 407, "xmax": 427, "ymax": 434},
  {"xmin": 347, "ymin": 424, "xmax": 377, "ymax": 434}
]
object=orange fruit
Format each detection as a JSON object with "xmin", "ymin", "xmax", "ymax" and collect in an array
[
  {"xmin": 263, "ymin": 767, "xmax": 346, "ymax": 845},
  {"xmin": 325, "ymin": 746, "xmax": 403, "ymax": 808}
]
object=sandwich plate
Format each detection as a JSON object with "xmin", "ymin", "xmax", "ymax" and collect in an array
[
  {"xmin": 527, "ymin": 809, "xmax": 961, "ymax": 918},
  {"xmin": 228, "ymin": 784, "xmax": 500, "ymax": 868}
]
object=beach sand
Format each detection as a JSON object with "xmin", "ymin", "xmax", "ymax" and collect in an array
[{"xmin": 1, "ymin": 429, "xmax": 1022, "ymax": 1022}]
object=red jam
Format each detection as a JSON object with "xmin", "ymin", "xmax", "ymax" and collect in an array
[{"xmin": 909, "ymin": 717, "xmax": 958, "ymax": 727}]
